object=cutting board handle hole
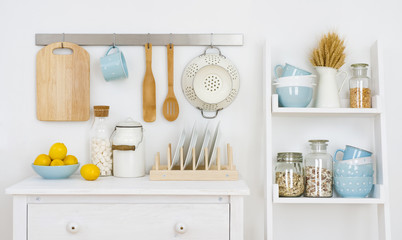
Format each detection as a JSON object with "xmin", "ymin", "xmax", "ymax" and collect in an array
[{"xmin": 52, "ymin": 48, "xmax": 73, "ymax": 55}]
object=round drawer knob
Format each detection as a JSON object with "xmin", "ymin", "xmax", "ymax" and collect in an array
[
  {"xmin": 67, "ymin": 222, "xmax": 79, "ymax": 233},
  {"xmin": 175, "ymin": 223, "xmax": 187, "ymax": 234}
]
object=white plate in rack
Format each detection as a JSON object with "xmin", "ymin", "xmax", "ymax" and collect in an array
[
  {"xmin": 209, "ymin": 122, "xmax": 221, "ymax": 168},
  {"xmin": 172, "ymin": 128, "xmax": 186, "ymax": 168},
  {"xmin": 184, "ymin": 123, "xmax": 198, "ymax": 169},
  {"xmin": 196, "ymin": 123, "xmax": 211, "ymax": 169}
]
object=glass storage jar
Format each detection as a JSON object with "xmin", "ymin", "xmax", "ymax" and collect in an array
[
  {"xmin": 275, "ymin": 152, "xmax": 304, "ymax": 197},
  {"xmin": 349, "ymin": 63, "xmax": 371, "ymax": 108},
  {"xmin": 305, "ymin": 140, "xmax": 333, "ymax": 197},
  {"xmin": 90, "ymin": 106, "xmax": 113, "ymax": 176}
]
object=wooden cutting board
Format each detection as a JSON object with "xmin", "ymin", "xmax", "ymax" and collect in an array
[{"xmin": 36, "ymin": 42, "xmax": 90, "ymax": 121}]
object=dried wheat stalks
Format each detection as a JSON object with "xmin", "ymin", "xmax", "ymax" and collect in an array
[{"xmin": 310, "ymin": 32, "xmax": 346, "ymax": 69}]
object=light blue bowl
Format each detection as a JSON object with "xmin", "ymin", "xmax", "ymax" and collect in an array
[
  {"xmin": 334, "ymin": 177, "xmax": 373, "ymax": 198},
  {"xmin": 276, "ymin": 86, "xmax": 313, "ymax": 107},
  {"xmin": 334, "ymin": 162, "xmax": 374, "ymax": 177},
  {"xmin": 32, "ymin": 163, "xmax": 80, "ymax": 179}
]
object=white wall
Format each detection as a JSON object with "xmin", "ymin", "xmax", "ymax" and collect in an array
[{"xmin": 0, "ymin": 0, "xmax": 401, "ymax": 239}]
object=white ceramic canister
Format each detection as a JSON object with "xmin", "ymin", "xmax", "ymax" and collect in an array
[{"xmin": 111, "ymin": 118, "xmax": 145, "ymax": 178}]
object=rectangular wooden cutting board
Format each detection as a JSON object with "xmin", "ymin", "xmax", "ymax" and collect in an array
[{"xmin": 36, "ymin": 42, "xmax": 90, "ymax": 121}]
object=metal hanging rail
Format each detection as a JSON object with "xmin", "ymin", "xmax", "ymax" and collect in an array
[{"xmin": 35, "ymin": 33, "xmax": 244, "ymax": 46}]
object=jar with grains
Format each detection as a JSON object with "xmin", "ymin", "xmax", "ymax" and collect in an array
[
  {"xmin": 90, "ymin": 106, "xmax": 113, "ymax": 176},
  {"xmin": 305, "ymin": 140, "xmax": 333, "ymax": 197},
  {"xmin": 275, "ymin": 152, "xmax": 304, "ymax": 197},
  {"xmin": 349, "ymin": 63, "xmax": 371, "ymax": 108}
]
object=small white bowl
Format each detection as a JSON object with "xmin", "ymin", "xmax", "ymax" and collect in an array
[
  {"xmin": 273, "ymin": 75, "xmax": 317, "ymax": 87},
  {"xmin": 336, "ymin": 156, "xmax": 373, "ymax": 165}
]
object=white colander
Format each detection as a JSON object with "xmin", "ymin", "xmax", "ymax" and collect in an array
[{"xmin": 181, "ymin": 47, "xmax": 240, "ymax": 118}]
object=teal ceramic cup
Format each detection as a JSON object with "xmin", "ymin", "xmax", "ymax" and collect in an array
[
  {"xmin": 334, "ymin": 145, "xmax": 372, "ymax": 160},
  {"xmin": 274, "ymin": 63, "xmax": 311, "ymax": 79},
  {"xmin": 100, "ymin": 46, "xmax": 128, "ymax": 81}
]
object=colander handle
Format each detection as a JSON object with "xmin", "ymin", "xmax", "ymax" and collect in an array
[
  {"xmin": 199, "ymin": 109, "xmax": 222, "ymax": 119},
  {"xmin": 203, "ymin": 46, "xmax": 222, "ymax": 56}
]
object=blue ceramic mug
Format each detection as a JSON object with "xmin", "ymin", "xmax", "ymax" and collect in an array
[
  {"xmin": 334, "ymin": 145, "xmax": 372, "ymax": 161},
  {"xmin": 100, "ymin": 46, "xmax": 128, "ymax": 81},
  {"xmin": 274, "ymin": 63, "xmax": 311, "ymax": 79}
]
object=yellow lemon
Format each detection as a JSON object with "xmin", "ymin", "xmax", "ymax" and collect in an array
[
  {"xmin": 33, "ymin": 154, "xmax": 51, "ymax": 166},
  {"xmin": 50, "ymin": 159, "xmax": 65, "ymax": 166},
  {"xmin": 64, "ymin": 155, "xmax": 78, "ymax": 165},
  {"xmin": 80, "ymin": 164, "xmax": 100, "ymax": 181},
  {"xmin": 49, "ymin": 143, "xmax": 67, "ymax": 160}
]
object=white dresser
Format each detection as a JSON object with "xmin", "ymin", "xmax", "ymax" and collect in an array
[{"xmin": 6, "ymin": 175, "xmax": 249, "ymax": 240}]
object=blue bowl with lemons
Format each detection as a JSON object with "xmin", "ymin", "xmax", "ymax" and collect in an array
[{"xmin": 32, "ymin": 163, "xmax": 80, "ymax": 179}]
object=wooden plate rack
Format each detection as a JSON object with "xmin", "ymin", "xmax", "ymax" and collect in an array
[{"xmin": 150, "ymin": 144, "xmax": 238, "ymax": 181}]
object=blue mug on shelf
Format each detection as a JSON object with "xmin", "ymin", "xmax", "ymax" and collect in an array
[
  {"xmin": 100, "ymin": 46, "xmax": 128, "ymax": 81},
  {"xmin": 274, "ymin": 63, "xmax": 311, "ymax": 79},
  {"xmin": 334, "ymin": 145, "xmax": 372, "ymax": 161}
]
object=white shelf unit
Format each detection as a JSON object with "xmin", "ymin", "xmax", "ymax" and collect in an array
[
  {"xmin": 272, "ymin": 184, "xmax": 385, "ymax": 204},
  {"xmin": 264, "ymin": 41, "xmax": 391, "ymax": 240},
  {"xmin": 271, "ymin": 94, "xmax": 382, "ymax": 116}
]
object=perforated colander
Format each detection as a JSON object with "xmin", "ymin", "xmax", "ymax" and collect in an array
[{"xmin": 182, "ymin": 47, "xmax": 240, "ymax": 118}]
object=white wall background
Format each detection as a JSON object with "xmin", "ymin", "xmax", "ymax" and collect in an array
[{"xmin": 0, "ymin": 0, "xmax": 401, "ymax": 239}]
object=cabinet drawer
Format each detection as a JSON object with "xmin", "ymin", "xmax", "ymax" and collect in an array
[{"xmin": 28, "ymin": 203, "xmax": 229, "ymax": 240}]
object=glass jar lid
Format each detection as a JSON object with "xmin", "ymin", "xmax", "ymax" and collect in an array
[
  {"xmin": 277, "ymin": 152, "xmax": 303, "ymax": 162},
  {"xmin": 116, "ymin": 118, "xmax": 142, "ymax": 128},
  {"xmin": 308, "ymin": 139, "xmax": 328, "ymax": 143},
  {"xmin": 94, "ymin": 105, "xmax": 110, "ymax": 117},
  {"xmin": 351, "ymin": 63, "xmax": 369, "ymax": 68}
]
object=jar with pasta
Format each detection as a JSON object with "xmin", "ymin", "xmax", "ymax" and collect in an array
[
  {"xmin": 304, "ymin": 140, "xmax": 333, "ymax": 197},
  {"xmin": 349, "ymin": 63, "xmax": 371, "ymax": 108},
  {"xmin": 275, "ymin": 152, "xmax": 304, "ymax": 197}
]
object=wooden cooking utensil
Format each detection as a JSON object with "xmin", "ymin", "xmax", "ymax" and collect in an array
[
  {"xmin": 162, "ymin": 44, "xmax": 179, "ymax": 121},
  {"xmin": 143, "ymin": 43, "xmax": 156, "ymax": 122},
  {"xmin": 36, "ymin": 42, "xmax": 90, "ymax": 121}
]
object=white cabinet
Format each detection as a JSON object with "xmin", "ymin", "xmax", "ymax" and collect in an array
[
  {"xmin": 28, "ymin": 204, "xmax": 229, "ymax": 240},
  {"xmin": 6, "ymin": 175, "xmax": 249, "ymax": 240},
  {"xmin": 264, "ymin": 41, "xmax": 391, "ymax": 240}
]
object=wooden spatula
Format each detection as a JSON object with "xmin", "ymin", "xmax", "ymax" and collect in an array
[
  {"xmin": 143, "ymin": 43, "xmax": 156, "ymax": 122},
  {"xmin": 162, "ymin": 44, "xmax": 179, "ymax": 121}
]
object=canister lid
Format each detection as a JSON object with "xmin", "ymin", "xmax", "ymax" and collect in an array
[
  {"xmin": 116, "ymin": 118, "xmax": 142, "ymax": 128},
  {"xmin": 351, "ymin": 63, "xmax": 369, "ymax": 68},
  {"xmin": 94, "ymin": 105, "xmax": 109, "ymax": 117},
  {"xmin": 277, "ymin": 152, "xmax": 303, "ymax": 162},
  {"xmin": 309, "ymin": 139, "xmax": 329, "ymax": 143}
]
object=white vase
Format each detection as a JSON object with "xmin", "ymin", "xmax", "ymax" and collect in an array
[{"xmin": 315, "ymin": 66, "xmax": 347, "ymax": 108}]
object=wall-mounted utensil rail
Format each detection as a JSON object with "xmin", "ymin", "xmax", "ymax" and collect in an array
[{"xmin": 35, "ymin": 33, "xmax": 244, "ymax": 46}]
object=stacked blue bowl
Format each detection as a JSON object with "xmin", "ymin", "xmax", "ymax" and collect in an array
[
  {"xmin": 273, "ymin": 75, "xmax": 317, "ymax": 108},
  {"xmin": 334, "ymin": 158, "xmax": 374, "ymax": 198}
]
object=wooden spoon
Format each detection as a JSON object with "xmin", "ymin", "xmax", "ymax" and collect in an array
[
  {"xmin": 162, "ymin": 44, "xmax": 179, "ymax": 121},
  {"xmin": 143, "ymin": 43, "xmax": 156, "ymax": 122}
]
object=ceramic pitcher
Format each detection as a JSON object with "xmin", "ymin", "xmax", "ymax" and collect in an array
[{"xmin": 315, "ymin": 66, "xmax": 347, "ymax": 108}]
